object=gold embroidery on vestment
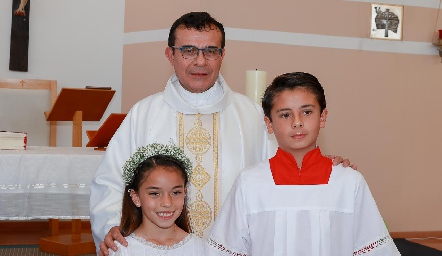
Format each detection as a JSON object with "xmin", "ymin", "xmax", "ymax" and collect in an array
[
  {"xmin": 213, "ymin": 113, "xmax": 219, "ymax": 217},
  {"xmin": 178, "ymin": 113, "xmax": 184, "ymax": 149},
  {"xmin": 178, "ymin": 113, "xmax": 219, "ymax": 238}
]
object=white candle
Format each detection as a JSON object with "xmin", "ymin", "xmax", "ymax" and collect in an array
[{"xmin": 245, "ymin": 70, "xmax": 267, "ymax": 103}]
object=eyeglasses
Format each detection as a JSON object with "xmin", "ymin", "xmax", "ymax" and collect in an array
[{"xmin": 170, "ymin": 46, "xmax": 223, "ymax": 60}]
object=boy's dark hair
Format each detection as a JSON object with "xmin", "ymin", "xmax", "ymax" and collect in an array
[
  {"xmin": 168, "ymin": 12, "xmax": 225, "ymax": 48},
  {"xmin": 119, "ymin": 155, "xmax": 191, "ymax": 236},
  {"xmin": 262, "ymin": 72, "xmax": 326, "ymax": 120}
]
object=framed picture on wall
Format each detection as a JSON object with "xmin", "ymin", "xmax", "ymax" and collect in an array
[{"xmin": 370, "ymin": 3, "xmax": 404, "ymax": 40}]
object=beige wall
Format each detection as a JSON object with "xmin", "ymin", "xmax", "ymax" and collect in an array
[{"xmin": 122, "ymin": 0, "xmax": 442, "ymax": 232}]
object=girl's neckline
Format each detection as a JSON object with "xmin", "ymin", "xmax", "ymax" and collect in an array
[{"xmin": 129, "ymin": 232, "xmax": 193, "ymax": 250}]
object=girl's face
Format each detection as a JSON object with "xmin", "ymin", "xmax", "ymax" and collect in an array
[{"xmin": 131, "ymin": 166, "xmax": 186, "ymax": 231}]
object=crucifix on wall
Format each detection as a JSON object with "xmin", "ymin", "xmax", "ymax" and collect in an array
[
  {"xmin": 370, "ymin": 3, "xmax": 403, "ymax": 41},
  {"xmin": 10, "ymin": 0, "xmax": 30, "ymax": 72}
]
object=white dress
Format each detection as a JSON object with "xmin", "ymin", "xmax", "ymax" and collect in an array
[
  {"xmin": 206, "ymin": 162, "xmax": 401, "ymax": 256},
  {"xmin": 90, "ymin": 74, "xmax": 278, "ymax": 248},
  {"xmin": 109, "ymin": 233, "xmax": 205, "ymax": 256}
]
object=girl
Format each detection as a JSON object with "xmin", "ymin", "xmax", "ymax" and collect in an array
[{"xmin": 109, "ymin": 143, "xmax": 205, "ymax": 255}]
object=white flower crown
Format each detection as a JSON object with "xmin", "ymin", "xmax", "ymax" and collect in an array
[{"xmin": 122, "ymin": 142, "xmax": 193, "ymax": 186}]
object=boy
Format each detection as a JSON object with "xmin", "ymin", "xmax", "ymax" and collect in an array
[{"xmin": 205, "ymin": 72, "xmax": 400, "ymax": 255}]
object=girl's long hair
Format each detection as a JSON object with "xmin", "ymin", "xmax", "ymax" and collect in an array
[{"xmin": 119, "ymin": 155, "xmax": 191, "ymax": 236}]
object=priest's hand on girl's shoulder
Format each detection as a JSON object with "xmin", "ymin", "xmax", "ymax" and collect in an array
[{"xmin": 98, "ymin": 226, "xmax": 127, "ymax": 256}]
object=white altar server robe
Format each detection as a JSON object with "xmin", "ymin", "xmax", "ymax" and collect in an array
[{"xmin": 206, "ymin": 162, "xmax": 401, "ymax": 256}]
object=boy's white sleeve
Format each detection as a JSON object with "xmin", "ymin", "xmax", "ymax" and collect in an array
[
  {"xmin": 353, "ymin": 175, "xmax": 401, "ymax": 255},
  {"xmin": 206, "ymin": 174, "xmax": 251, "ymax": 256}
]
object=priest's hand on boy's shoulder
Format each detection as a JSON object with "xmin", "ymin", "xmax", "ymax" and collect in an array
[{"xmin": 326, "ymin": 155, "xmax": 358, "ymax": 170}]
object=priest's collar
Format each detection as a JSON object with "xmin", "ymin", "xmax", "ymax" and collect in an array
[
  {"xmin": 173, "ymin": 76, "xmax": 223, "ymax": 108},
  {"xmin": 269, "ymin": 147, "xmax": 332, "ymax": 185},
  {"xmin": 164, "ymin": 74, "xmax": 233, "ymax": 114}
]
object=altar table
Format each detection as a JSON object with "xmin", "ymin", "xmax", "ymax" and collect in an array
[
  {"xmin": 0, "ymin": 146, "xmax": 104, "ymax": 220},
  {"xmin": 0, "ymin": 146, "xmax": 104, "ymax": 255}
]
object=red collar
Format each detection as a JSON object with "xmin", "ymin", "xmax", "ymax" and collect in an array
[{"xmin": 270, "ymin": 147, "xmax": 332, "ymax": 185}]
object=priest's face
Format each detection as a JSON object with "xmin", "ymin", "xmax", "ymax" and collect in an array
[
  {"xmin": 264, "ymin": 88, "xmax": 328, "ymax": 158},
  {"xmin": 165, "ymin": 26, "xmax": 225, "ymax": 93}
]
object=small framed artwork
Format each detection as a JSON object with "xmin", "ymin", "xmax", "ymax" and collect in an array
[{"xmin": 370, "ymin": 3, "xmax": 404, "ymax": 40}]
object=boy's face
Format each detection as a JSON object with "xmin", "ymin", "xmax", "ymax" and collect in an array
[{"xmin": 264, "ymin": 88, "xmax": 327, "ymax": 157}]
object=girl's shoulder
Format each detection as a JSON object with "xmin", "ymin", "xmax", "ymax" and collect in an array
[
  {"xmin": 108, "ymin": 236, "xmax": 139, "ymax": 256},
  {"xmin": 108, "ymin": 234, "xmax": 153, "ymax": 256}
]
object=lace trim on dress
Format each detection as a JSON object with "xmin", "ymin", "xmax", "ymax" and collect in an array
[
  {"xmin": 207, "ymin": 237, "xmax": 249, "ymax": 256},
  {"xmin": 129, "ymin": 233, "xmax": 193, "ymax": 250},
  {"xmin": 353, "ymin": 235, "xmax": 394, "ymax": 255}
]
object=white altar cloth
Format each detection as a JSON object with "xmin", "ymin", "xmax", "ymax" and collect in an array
[{"xmin": 0, "ymin": 146, "xmax": 104, "ymax": 220}]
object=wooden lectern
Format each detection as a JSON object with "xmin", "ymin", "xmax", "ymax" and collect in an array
[
  {"xmin": 45, "ymin": 87, "xmax": 115, "ymax": 147},
  {"xmin": 41, "ymin": 87, "xmax": 115, "ymax": 255}
]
